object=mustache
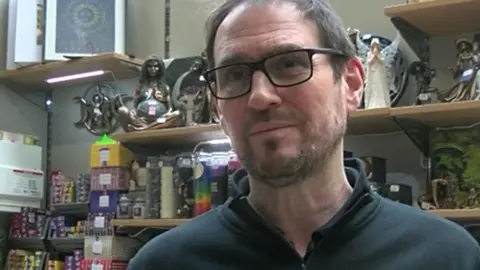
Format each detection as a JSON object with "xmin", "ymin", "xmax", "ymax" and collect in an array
[{"xmin": 242, "ymin": 108, "xmax": 303, "ymax": 135}]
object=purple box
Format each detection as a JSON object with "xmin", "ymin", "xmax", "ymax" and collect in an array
[{"xmin": 89, "ymin": 191, "xmax": 120, "ymax": 213}]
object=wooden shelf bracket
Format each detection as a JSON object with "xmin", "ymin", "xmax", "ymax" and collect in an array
[{"xmin": 392, "ymin": 117, "xmax": 431, "ymax": 158}]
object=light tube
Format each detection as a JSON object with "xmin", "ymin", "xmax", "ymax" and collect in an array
[{"xmin": 45, "ymin": 70, "xmax": 105, "ymax": 84}]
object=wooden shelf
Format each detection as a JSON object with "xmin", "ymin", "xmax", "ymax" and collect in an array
[
  {"xmin": 0, "ymin": 53, "xmax": 142, "ymax": 90},
  {"xmin": 112, "ymin": 219, "xmax": 189, "ymax": 228},
  {"xmin": 384, "ymin": 0, "xmax": 480, "ymax": 36},
  {"xmin": 428, "ymin": 209, "xmax": 480, "ymax": 220},
  {"xmin": 110, "ymin": 109, "xmax": 400, "ymax": 146},
  {"xmin": 110, "ymin": 124, "xmax": 224, "ymax": 145},
  {"xmin": 347, "ymin": 108, "xmax": 399, "ymax": 135},
  {"xmin": 391, "ymin": 100, "xmax": 480, "ymax": 128}
]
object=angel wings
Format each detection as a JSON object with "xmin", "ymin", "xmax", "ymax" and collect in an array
[{"xmin": 353, "ymin": 30, "xmax": 401, "ymax": 95}]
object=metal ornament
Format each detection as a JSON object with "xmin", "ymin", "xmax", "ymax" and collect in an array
[
  {"xmin": 73, "ymin": 83, "xmax": 128, "ymax": 136},
  {"xmin": 171, "ymin": 55, "xmax": 209, "ymax": 126}
]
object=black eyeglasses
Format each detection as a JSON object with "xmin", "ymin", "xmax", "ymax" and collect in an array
[{"xmin": 202, "ymin": 48, "xmax": 345, "ymax": 100}]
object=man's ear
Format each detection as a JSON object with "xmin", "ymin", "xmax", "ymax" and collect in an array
[{"xmin": 343, "ymin": 57, "xmax": 364, "ymax": 113}]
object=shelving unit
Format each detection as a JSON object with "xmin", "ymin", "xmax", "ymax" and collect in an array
[
  {"xmin": 112, "ymin": 219, "xmax": 189, "ymax": 229},
  {"xmin": 0, "ymin": 53, "xmax": 143, "ymax": 91}
]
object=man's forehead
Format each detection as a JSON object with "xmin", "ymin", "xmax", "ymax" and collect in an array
[{"xmin": 213, "ymin": 4, "xmax": 315, "ymax": 66}]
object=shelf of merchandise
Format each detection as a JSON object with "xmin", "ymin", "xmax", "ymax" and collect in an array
[
  {"xmin": 112, "ymin": 219, "xmax": 189, "ymax": 229},
  {"xmin": 109, "ymin": 108, "xmax": 400, "ymax": 146},
  {"xmin": 391, "ymin": 100, "xmax": 480, "ymax": 128},
  {"xmin": 110, "ymin": 124, "xmax": 224, "ymax": 145},
  {"xmin": 429, "ymin": 209, "xmax": 480, "ymax": 220},
  {"xmin": 384, "ymin": 0, "xmax": 480, "ymax": 36},
  {"xmin": 50, "ymin": 202, "xmax": 89, "ymax": 216},
  {"xmin": 0, "ymin": 53, "xmax": 143, "ymax": 91}
]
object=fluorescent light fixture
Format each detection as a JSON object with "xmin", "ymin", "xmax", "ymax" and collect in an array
[
  {"xmin": 45, "ymin": 70, "xmax": 105, "ymax": 84},
  {"xmin": 207, "ymin": 138, "xmax": 230, "ymax": 145}
]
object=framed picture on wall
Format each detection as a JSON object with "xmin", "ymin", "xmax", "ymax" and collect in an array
[{"xmin": 44, "ymin": 0, "xmax": 126, "ymax": 61}]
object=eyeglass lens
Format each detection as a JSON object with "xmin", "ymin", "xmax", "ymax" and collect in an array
[{"xmin": 212, "ymin": 50, "xmax": 313, "ymax": 99}]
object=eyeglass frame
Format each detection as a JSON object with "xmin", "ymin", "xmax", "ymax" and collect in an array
[{"xmin": 202, "ymin": 48, "xmax": 346, "ymax": 100}]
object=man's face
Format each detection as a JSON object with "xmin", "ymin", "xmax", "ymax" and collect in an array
[{"xmin": 213, "ymin": 3, "xmax": 362, "ymax": 188}]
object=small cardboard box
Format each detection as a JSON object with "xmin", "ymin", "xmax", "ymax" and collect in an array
[{"xmin": 89, "ymin": 136, "xmax": 132, "ymax": 168}]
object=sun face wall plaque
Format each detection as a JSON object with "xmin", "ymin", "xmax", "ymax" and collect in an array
[
  {"xmin": 6, "ymin": 0, "xmax": 44, "ymax": 70},
  {"xmin": 44, "ymin": 0, "xmax": 125, "ymax": 61}
]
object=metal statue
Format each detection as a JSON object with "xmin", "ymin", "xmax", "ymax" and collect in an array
[
  {"xmin": 350, "ymin": 29, "xmax": 408, "ymax": 108},
  {"xmin": 73, "ymin": 83, "xmax": 125, "ymax": 136},
  {"xmin": 443, "ymin": 39, "xmax": 476, "ymax": 102},
  {"xmin": 171, "ymin": 54, "xmax": 210, "ymax": 126},
  {"xmin": 116, "ymin": 55, "xmax": 182, "ymax": 132},
  {"xmin": 408, "ymin": 40, "xmax": 437, "ymax": 105}
]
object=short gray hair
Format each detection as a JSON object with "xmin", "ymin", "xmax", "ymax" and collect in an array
[{"xmin": 204, "ymin": 0, "xmax": 356, "ymax": 80}]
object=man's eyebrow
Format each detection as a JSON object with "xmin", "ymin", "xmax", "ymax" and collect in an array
[{"xmin": 215, "ymin": 43, "xmax": 305, "ymax": 67}]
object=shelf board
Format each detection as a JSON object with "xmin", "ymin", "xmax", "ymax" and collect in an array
[
  {"xmin": 110, "ymin": 124, "xmax": 224, "ymax": 145},
  {"xmin": 384, "ymin": 0, "xmax": 480, "ymax": 36},
  {"xmin": 428, "ymin": 209, "xmax": 480, "ymax": 220},
  {"xmin": 391, "ymin": 100, "xmax": 480, "ymax": 128},
  {"xmin": 110, "ymin": 109, "xmax": 400, "ymax": 146},
  {"xmin": 112, "ymin": 218, "xmax": 189, "ymax": 229},
  {"xmin": 347, "ymin": 108, "xmax": 399, "ymax": 135},
  {"xmin": 0, "ymin": 53, "xmax": 142, "ymax": 90},
  {"xmin": 50, "ymin": 202, "xmax": 89, "ymax": 215}
]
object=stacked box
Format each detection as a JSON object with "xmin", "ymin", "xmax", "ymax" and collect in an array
[
  {"xmin": 80, "ymin": 259, "xmax": 128, "ymax": 270},
  {"xmin": 9, "ymin": 208, "xmax": 49, "ymax": 238},
  {"xmin": 88, "ymin": 138, "xmax": 132, "ymax": 238}
]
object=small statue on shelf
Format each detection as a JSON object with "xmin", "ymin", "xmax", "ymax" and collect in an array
[
  {"xmin": 411, "ymin": 39, "xmax": 437, "ymax": 105},
  {"xmin": 431, "ymin": 177, "xmax": 458, "ymax": 209},
  {"xmin": 171, "ymin": 53, "xmax": 211, "ymax": 126},
  {"xmin": 464, "ymin": 188, "xmax": 479, "ymax": 209},
  {"xmin": 73, "ymin": 83, "xmax": 121, "ymax": 136},
  {"xmin": 363, "ymin": 36, "xmax": 399, "ymax": 109},
  {"xmin": 443, "ymin": 39, "xmax": 477, "ymax": 102},
  {"xmin": 116, "ymin": 55, "xmax": 182, "ymax": 132},
  {"xmin": 351, "ymin": 29, "xmax": 406, "ymax": 109}
]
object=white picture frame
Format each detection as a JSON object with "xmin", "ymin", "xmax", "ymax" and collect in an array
[{"xmin": 44, "ymin": 0, "xmax": 125, "ymax": 61}]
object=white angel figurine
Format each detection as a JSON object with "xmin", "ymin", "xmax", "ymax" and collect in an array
[{"xmin": 355, "ymin": 32, "xmax": 400, "ymax": 109}]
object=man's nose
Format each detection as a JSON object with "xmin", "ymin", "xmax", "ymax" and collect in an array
[{"xmin": 247, "ymin": 71, "xmax": 282, "ymax": 111}]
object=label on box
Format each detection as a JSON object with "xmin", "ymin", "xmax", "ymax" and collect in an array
[
  {"xmin": 99, "ymin": 195, "xmax": 109, "ymax": 208},
  {"xmin": 99, "ymin": 148, "xmax": 110, "ymax": 165},
  {"xmin": 12, "ymin": 169, "xmax": 43, "ymax": 197},
  {"xmin": 99, "ymin": 174, "xmax": 111, "ymax": 185},
  {"xmin": 94, "ymin": 216, "xmax": 105, "ymax": 228},
  {"xmin": 91, "ymin": 262, "xmax": 103, "ymax": 270},
  {"xmin": 389, "ymin": 184, "xmax": 400, "ymax": 192},
  {"xmin": 92, "ymin": 239, "xmax": 103, "ymax": 255}
]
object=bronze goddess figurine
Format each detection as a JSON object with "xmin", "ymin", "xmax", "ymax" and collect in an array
[
  {"xmin": 443, "ymin": 39, "xmax": 477, "ymax": 102},
  {"xmin": 116, "ymin": 55, "xmax": 181, "ymax": 132}
]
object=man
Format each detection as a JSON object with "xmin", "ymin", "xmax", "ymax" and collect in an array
[{"xmin": 128, "ymin": 0, "xmax": 480, "ymax": 269}]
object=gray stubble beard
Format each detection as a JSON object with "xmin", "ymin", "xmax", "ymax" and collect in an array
[{"xmin": 238, "ymin": 119, "xmax": 346, "ymax": 189}]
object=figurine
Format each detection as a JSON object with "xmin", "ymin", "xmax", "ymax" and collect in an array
[
  {"xmin": 472, "ymin": 35, "xmax": 480, "ymax": 100},
  {"xmin": 411, "ymin": 40, "xmax": 437, "ymax": 105},
  {"xmin": 443, "ymin": 39, "xmax": 477, "ymax": 102},
  {"xmin": 73, "ymin": 83, "xmax": 120, "ymax": 136},
  {"xmin": 171, "ymin": 55, "xmax": 210, "ymax": 126},
  {"xmin": 431, "ymin": 177, "xmax": 457, "ymax": 209},
  {"xmin": 116, "ymin": 55, "xmax": 182, "ymax": 132},
  {"xmin": 364, "ymin": 38, "xmax": 397, "ymax": 109},
  {"xmin": 465, "ymin": 188, "xmax": 479, "ymax": 208},
  {"xmin": 353, "ymin": 30, "xmax": 404, "ymax": 108}
]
